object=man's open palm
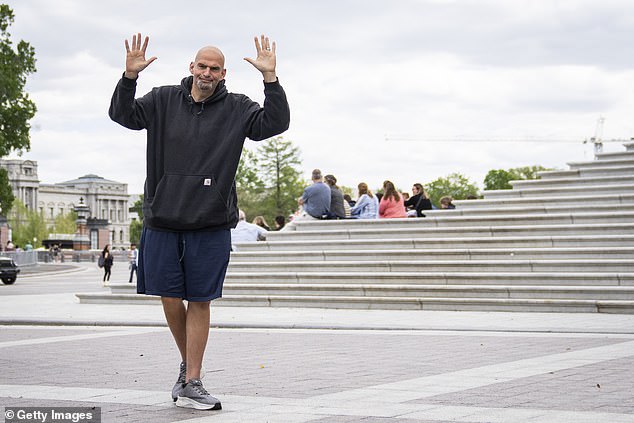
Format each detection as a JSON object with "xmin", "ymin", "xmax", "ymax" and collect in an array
[
  {"xmin": 125, "ymin": 33, "xmax": 157, "ymax": 78},
  {"xmin": 244, "ymin": 34, "xmax": 276, "ymax": 75}
]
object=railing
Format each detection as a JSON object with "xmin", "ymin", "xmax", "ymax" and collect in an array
[
  {"xmin": 0, "ymin": 251, "xmax": 38, "ymax": 266},
  {"xmin": 1, "ymin": 250, "xmax": 132, "ymax": 265},
  {"xmin": 36, "ymin": 250, "xmax": 131, "ymax": 264}
]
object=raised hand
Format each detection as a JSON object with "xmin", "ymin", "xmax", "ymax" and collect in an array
[
  {"xmin": 244, "ymin": 35, "xmax": 277, "ymax": 82},
  {"xmin": 124, "ymin": 33, "xmax": 157, "ymax": 79}
]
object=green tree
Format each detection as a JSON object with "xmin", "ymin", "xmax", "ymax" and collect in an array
[
  {"xmin": 256, "ymin": 136, "xmax": 304, "ymax": 221},
  {"xmin": 483, "ymin": 169, "xmax": 514, "ymax": 190},
  {"xmin": 51, "ymin": 210, "xmax": 77, "ymax": 234},
  {"xmin": 130, "ymin": 219, "xmax": 142, "ymax": 245},
  {"xmin": 129, "ymin": 194, "xmax": 143, "ymax": 244},
  {"xmin": 235, "ymin": 148, "xmax": 266, "ymax": 219},
  {"xmin": 0, "ymin": 5, "xmax": 37, "ymax": 156},
  {"xmin": 236, "ymin": 148, "xmax": 264, "ymax": 192},
  {"xmin": 0, "ymin": 5, "xmax": 37, "ymax": 216},
  {"xmin": 425, "ymin": 173, "xmax": 479, "ymax": 207},
  {"xmin": 0, "ymin": 167, "xmax": 14, "ymax": 214},
  {"xmin": 512, "ymin": 165, "xmax": 548, "ymax": 180},
  {"xmin": 8, "ymin": 200, "xmax": 48, "ymax": 248},
  {"xmin": 483, "ymin": 165, "xmax": 549, "ymax": 190}
]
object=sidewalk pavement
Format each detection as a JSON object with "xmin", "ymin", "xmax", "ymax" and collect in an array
[
  {"xmin": 2, "ymin": 263, "xmax": 634, "ymax": 422},
  {"xmin": 4, "ymin": 289, "xmax": 634, "ymax": 334}
]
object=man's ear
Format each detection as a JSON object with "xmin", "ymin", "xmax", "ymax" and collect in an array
[{"xmin": 189, "ymin": 62, "xmax": 194, "ymax": 74}]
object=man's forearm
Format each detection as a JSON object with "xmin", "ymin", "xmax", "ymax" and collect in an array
[{"xmin": 109, "ymin": 75, "xmax": 146, "ymax": 130}]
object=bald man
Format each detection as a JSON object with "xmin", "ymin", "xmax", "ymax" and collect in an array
[{"xmin": 109, "ymin": 34, "xmax": 290, "ymax": 410}]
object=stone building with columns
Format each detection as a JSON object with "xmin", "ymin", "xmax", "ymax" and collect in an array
[{"xmin": 0, "ymin": 159, "xmax": 132, "ymax": 250}]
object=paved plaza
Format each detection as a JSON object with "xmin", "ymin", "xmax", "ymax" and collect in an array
[{"xmin": 1, "ymin": 263, "xmax": 634, "ymax": 422}]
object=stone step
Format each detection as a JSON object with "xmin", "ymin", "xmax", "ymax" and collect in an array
[
  {"xmin": 106, "ymin": 272, "xmax": 634, "ymax": 293},
  {"xmin": 453, "ymin": 193, "xmax": 634, "ymax": 209},
  {"xmin": 76, "ymin": 145, "xmax": 634, "ymax": 314},
  {"xmin": 538, "ymin": 165, "xmax": 634, "ymax": 179},
  {"xmin": 482, "ymin": 183, "xmax": 633, "ymax": 199},
  {"xmin": 76, "ymin": 292, "xmax": 161, "ymax": 305},
  {"xmin": 229, "ymin": 247, "xmax": 634, "ymax": 262},
  {"xmin": 510, "ymin": 174, "xmax": 634, "ymax": 189},
  {"xmin": 226, "ymin": 259, "xmax": 634, "ymax": 273},
  {"xmin": 73, "ymin": 291, "xmax": 634, "ymax": 313},
  {"xmin": 221, "ymin": 284, "xmax": 634, "ymax": 301},
  {"xmin": 595, "ymin": 150, "xmax": 634, "ymax": 161},
  {"xmin": 214, "ymin": 296, "xmax": 634, "ymax": 313},
  {"xmin": 424, "ymin": 203, "xmax": 634, "ymax": 216},
  {"xmin": 284, "ymin": 212, "xmax": 634, "ymax": 232},
  {"xmin": 234, "ymin": 234, "xmax": 634, "ymax": 252},
  {"xmin": 265, "ymin": 223, "xmax": 634, "ymax": 241},
  {"xmin": 567, "ymin": 157, "xmax": 634, "ymax": 170}
]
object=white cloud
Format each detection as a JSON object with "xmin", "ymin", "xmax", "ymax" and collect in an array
[{"xmin": 5, "ymin": 0, "xmax": 634, "ymax": 196}]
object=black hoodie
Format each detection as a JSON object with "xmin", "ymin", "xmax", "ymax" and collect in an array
[{"xmin": 109, "ymin": 75, "xmax": 290, "ymax": 231}]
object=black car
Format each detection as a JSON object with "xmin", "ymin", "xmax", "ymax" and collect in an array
[{"xmin": 0, "ymin": 257, "xmax": 20, "ymax": 284}]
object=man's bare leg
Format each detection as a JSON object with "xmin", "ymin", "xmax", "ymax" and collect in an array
[
  {"xmin": 184, "ymin": 301, "xmax": 210, "ymax": 381},
  {"xmin": 162, "ymin": 297, "xmax": 187, "ymax": 362}
]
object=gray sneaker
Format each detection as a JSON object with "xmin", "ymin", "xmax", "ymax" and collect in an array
[
  {"xmin": 171, "ymin": 362, "xmax": 206, "ymax": 401},
  {"xmin": 171, "ymin": 361, "xmax": 187, "ymax": 402},
  {"xmin": 176, "ymin": 379, "xmax": 222, "ymax": 410}
]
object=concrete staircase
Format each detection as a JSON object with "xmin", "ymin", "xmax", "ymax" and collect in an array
[{"xmin": 76, "ymin": 143, "xmax": 634, "ymax": 313}]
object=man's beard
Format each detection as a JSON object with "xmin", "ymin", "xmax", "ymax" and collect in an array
[{"xmin": 195, "ymin": 78, "xmax": 216, "ymax": 92}]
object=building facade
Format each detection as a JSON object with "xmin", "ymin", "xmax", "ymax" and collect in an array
[{"xmin": 0, "ymin": 159, "xmax": 132, "ymax": 250}]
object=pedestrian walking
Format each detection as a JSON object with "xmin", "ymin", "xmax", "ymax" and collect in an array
[
  {"xmin": 128, "ymin": 243, "xmax": 138, "ymax": 283},
  {"xmin": 101, "ymin": 244, "xmax": 113, "ymax": 282}
]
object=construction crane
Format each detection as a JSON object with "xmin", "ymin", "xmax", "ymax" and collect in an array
[{"xmin": 581, "ymin": 116, "xmax": 633, "ymax": 155}]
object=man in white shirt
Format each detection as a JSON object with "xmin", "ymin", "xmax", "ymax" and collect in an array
[
  {"xmin": 128, "ymin": 243, "xmax": 138, "ymax": 283},
  {"xmin": 230, "ymin": 210, "xmax": 267, "ymax": 249}
]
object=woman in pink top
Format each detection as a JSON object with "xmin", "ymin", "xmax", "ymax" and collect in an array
[{"xmin": 379, "ymin": 180, "xmax": 407, "ymax": 218}]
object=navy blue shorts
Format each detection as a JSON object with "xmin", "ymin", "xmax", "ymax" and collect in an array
[{"xmin": 137, "ymin": 227, "xmax": 231, "ymax": 302}]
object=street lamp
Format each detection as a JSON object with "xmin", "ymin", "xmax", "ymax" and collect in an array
[
  {"xmin": 75, "ymin": 197, "xmax": 90, "ymax": 223},
  {"xmin": 73, "ymin": 197, "xmax": 91, "ymax": 251}
]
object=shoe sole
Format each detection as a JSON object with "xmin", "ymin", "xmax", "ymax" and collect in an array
[{"xmin": 175, "ymin": 397, "xmax": 221, "ymax": 410}]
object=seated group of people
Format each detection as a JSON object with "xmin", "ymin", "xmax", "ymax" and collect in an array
[
  {"xmin": 284, "ymin": 169, "xmax": 456, "ymax": 230},
  {"xmin": 232, "ymin": 170, "xmax": 457, "ymax": 242},
  {"xmin": 347, "ymin": 181, "xmax": 455, "ymax": 219}
]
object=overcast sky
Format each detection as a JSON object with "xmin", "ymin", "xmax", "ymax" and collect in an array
[{"xmin": 7, "ymin": 0, "xmax": 634, "ymax": 195}]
